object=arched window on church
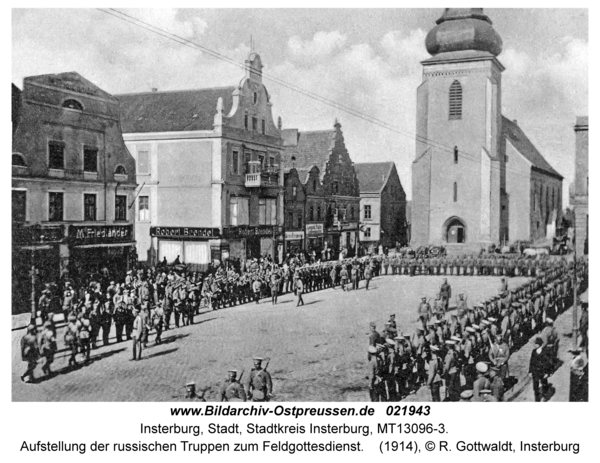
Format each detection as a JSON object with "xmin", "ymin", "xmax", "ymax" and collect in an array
[
  {"xmin": 449, "ymin": 80, "xmax": 462, "ymax": 120},
  {"xmin": 453, "ymin": 182, "xmax": 458, "ymax": 202},
  {"xmin": 454, "ymin": 146, "xmax": 459, "ymax": 164}
]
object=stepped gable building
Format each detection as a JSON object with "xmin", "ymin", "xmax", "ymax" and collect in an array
[
  {"xmin": 355, "ymin": 162, "xmax": 408, "ymax": 248},
  {"xmin": 571, "ymin": 116, "xmax": 588, "ymax": 255},
  {"xmin": 411, "ymin": 8, "xmax": 562, "ymax": 250},
  {"xmin": 118, "ymin": 53, "xmax": 285, "ymax": 267},
  {"xmin": 12, "ymin": 72, "xmax": 137, "ymax": 314},
  {"xmin": 282, "ymin": 121, "xmax": 361, "ymax": 257}
]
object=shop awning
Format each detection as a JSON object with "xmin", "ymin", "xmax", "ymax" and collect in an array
[{"xmin": 74, "ymin": 241, "xmax": 137, "ymax": 249}]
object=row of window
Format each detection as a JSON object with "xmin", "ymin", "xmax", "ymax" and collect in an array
[
  {"xmin": 244, "ymin": 114, "xmax": 266, "ymax": 134},
  {"xmin": 12, "ymin": 145, "xmax": 128, "ymax": 176},
  {"xmin": 229, "ymin": 197, "xmax": 277, "ymax": 226},
  {"xmin": 12, "ymin": 190, "xmax": 129, "ymax": 223}
]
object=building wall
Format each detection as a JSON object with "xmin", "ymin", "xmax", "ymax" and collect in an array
[
  {"xmin": 504, "ymin": 141, "xmax": 532, "ymax": 241},
  {"xmin": 380, "ymin": 165, "xmax": 407, "ymax": 246},
  {"xmin": 412, "ymin": 58, "xmax": 504, "ymax": 247},
  {"xmin": 572, "ymin": 117, "xmax": 589, "ymax": 255},
  {"xmin": 359, "ymin": 194, "xmax": 381, "ymax": 242},
  {"xmin": 530, "ymin": 169, "xmax": 563, "ymax": 242}
]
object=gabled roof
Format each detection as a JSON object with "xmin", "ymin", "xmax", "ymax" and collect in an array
[
  {"xmin": 355, "ymin": 162, "xmax": 395, "ymax": 193},
  {"xmin": 502, "ymin": 116, "xmax": 562, "ymax": 179},
  {"xmin": 24, "ymin": 72, "xmax": 116, "ymax": 101},
  {"xmin": 117, "ymin": 86, "xmax": 235, "ymax": 133},
  {"xmin": 282, "ymin": 129, "xmax": 335, "ymax": 179}
]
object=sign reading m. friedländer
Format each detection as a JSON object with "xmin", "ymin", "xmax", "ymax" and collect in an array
[
  {"xmin": 69, "ymin": 225, "xmax": 133, "ymax": 245},
  {"xmin": 150, "ymin": 227, "xmax": 221, "ymax": 239}
]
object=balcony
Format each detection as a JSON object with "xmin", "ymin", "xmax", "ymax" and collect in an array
[{"xmin": 245, "ymin": 162, "xmax": 279, "ymax": 188}]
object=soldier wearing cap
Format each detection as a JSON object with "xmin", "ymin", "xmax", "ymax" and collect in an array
[
  {"xmin": 20, "ymin": 324, "xmax": 39, "ymax": 383},
  {"xmin": 368, "ymin": 345, "xmax": 385, "ymax": 401},
  {"xmin": 439, "ymin": 279, "xmax": 452, "ymax": 311},
  {"xmin": 368, "ymin": 322, "xmax": 385, "ymax": 351},
  {"xmin": 462, "ymin": 329, "xmax": 476, "ymax": 388},
  {"xmin": 245, "ymin": 357, "xmax": 273, "ymax": 402},
  {"xmin": 220, "ymin": 370, "xmax": 247, "ymax": 402},
  {"xmin": 568, "ymin": 348, "xmax": 588, "ymax": 402},
  {"xmin": 489, "ymin": 366, "xmax": 505, "ymax": 402},
  {"xmin": 184, "ymin": 381, "xmax": 206, "ymax": 401},
  {"xmin": 443, "ymin": 340, "xmax": 460, "ymax": 401},
  {"xmin": 426, "ymin": 346, "xmax": 443, "ymax": 402},
  {"xmin": 459, "ymin": 390, "xmax": 473, "ymax": 402},
  {"xmin": 414, "ymin": 328, "xmax": 427, "ymax": 386},
  {"xmin": 472, "ymin": 362, "xmax": 491, "ymax": 402},
  {"xmin": 417, "ymin": 296, "xmax": 431, "ymax": 331}
]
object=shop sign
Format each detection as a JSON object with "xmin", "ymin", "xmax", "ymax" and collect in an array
[
  {"xmin": 13, "ymin": 225, "xmax": 64, "ymax": 245},
  {"xmin": 69, "ymin": 225, "xmax": 133, "ymax": 245},
  {"xmin": 306, "ymin": 223, "xmax": 324, "ymax": 235},
  {"xmin": 223, "ymin": 226, "xmax": 281, "ymax": 239},
  {"xmin": 341, "ymin": 222, "xmax": 358, "ymax": 231},
  {"xmin": 285, "ymin": 231, "xmax": 305, "ymax": 241},
  {"xmin": 150, "ymin": 226, "xmax": 220, "ymax": 239}
]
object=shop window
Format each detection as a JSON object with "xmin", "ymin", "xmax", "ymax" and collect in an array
[
  {"xmin": 84, "ymin": 194, "xmax": 97, "ymax": 221},
  {"xmin": 449, "ymin": 80, "xmax": 462, "ymax": 120},
  {"xmin": 48, "ymin": 192, "xmax": 64, "ymax": 222},
  {"xmin": 48, "ymin": 141, "xmax": 65, "ymax": 170},
  {"xmin": 364, "ymin": 204, "xmax": 371, "ymax": 219},
  {"xmin": 139, "ymin": 196, "xmax": 150, "ymax": 221},
  {"xmin": 12, "ymin": 190, "xmax": 26, "ymax": 223},
  {"xmin": 137, "ymin": 150, "xmax": 149, "ymax": 174},
  {"xmin": 12, "ymin": 153, "xmax": 27, "ymax": 167},
  {"xmin": 365, "ymin": 227, "xmax": 371, "ymax": 238},
  {"xmin": 62, "ymin": 99, "xmax": 83, "ymax": 111},
  {"xmin": 232, "ymin": 150, "xmax": 239, "ymax": 175},
  {"xmin": 84, "ymin": 146, "xmax": 98, "ymax": 172},
  {"xmin": 115, "ymin": 195, "xmax": 127, "ymax": 221}
]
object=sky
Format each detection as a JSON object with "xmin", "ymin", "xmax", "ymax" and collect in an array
[{"xmin": 12, "ymin": 8, "xmax": 588, "ymax": 204}]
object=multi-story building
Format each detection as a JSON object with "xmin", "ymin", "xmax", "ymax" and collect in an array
[
  {"xmin": 117, "ymin": 53, "xmax": 284, "ymax": 268},
  {"xmin": 12, "ymin": 72, "xmax": 137, "ymax": 314},
  {"xmin": 411, "ymin": 8, "xmax": 562, "ymax": 250},
  {"xmin": 282, "ymin": 121, "xmax": 360, "ymax": 257},
  {"xmin": 355, "ymin": 162, "xmax": 407, "ymax": 248},
  {"xmin": 571, "ymin": 116, "xmax": 588, "ymax": 255}
]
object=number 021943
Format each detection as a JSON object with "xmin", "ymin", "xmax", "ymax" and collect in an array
[{"xmin": 385, "ymin": 405, "xmax": 430, "ymax": 416}]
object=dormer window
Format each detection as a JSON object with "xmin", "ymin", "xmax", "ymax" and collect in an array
[
  {"xmin": 12, "ymin": 153, "xmax": 27, "ymax": 167},
  {"xmin": 62, "ymin": 99, "xmax": 83, "ymax": 111},
  {"xmin": 115, "ymin": 165, "xmax": 127, "ymax": 175}
]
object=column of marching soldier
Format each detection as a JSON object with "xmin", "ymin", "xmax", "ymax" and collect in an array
[{"xmin": 366, "ymin": 257, "xmax": 588, "ymax": 402}]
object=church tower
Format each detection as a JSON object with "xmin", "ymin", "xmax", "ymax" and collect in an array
[{"xmin": 411, "ymin": 8, "xmax": 507, "ymax": 249}]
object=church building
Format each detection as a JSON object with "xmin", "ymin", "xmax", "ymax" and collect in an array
[{"xmin": 411, "ymin": 8, "xmax": 563, "ymax": 249}]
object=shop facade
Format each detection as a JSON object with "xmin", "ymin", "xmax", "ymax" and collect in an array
[{"xmin": 150, "ymin": 226, "xmax": 220, "ymax": 271}]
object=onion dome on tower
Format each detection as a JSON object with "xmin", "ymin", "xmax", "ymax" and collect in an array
[{"xmin": 425, "ymin": 8, "xmax": 502, "ymax": 57}]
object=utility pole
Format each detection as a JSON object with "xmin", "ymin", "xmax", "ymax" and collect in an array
[{"xmin": 572, "ymin": 220, "xmax": 578, "ymax": 348}]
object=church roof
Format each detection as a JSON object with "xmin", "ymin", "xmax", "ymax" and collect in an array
[
  {"xmin": 117, "ymin": 87, "xmax": 235, "ymax": 133},
  {"xmin": 282, "ymin": 129, "xmax": 335, "ymax": 180},
  {"xmin": 502, "ymin": 116, "xmax": 563, "ymax": 179},
  {"xmin": 425, "ymin": 8, "xmax": 502, "ymax": 57},
  {"xmin": 355, "ymin": 162, "xmax": 395, "ymax": 193}
]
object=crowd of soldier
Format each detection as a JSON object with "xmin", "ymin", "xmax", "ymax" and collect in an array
[{"xmin": 366, "ymin": 257, "xmax": 588, "ymax": 402}]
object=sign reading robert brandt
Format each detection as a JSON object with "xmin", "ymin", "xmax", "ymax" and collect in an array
[
  {"xmin": 150, "ymin": 227, "xmax": 220, "ymax": 239},
  {"xmin": 69, "ymin": 225, "xmax": 133, "ymax": 245},
  {"xmin": 222, "ymin": 226, "xmax": 282, "ymax": 239}
]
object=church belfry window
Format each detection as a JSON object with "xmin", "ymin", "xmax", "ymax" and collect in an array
[
  {"xmin": 453, "ymin": 182, "xmax": 458, "ymax": 202},
  {"xmin": 454, "ymin": 146, "xmax": 459, "ymax": 164},
  {"xmin": 449, "ymin": 80, "xmax": 462, "ymax": 120}
]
